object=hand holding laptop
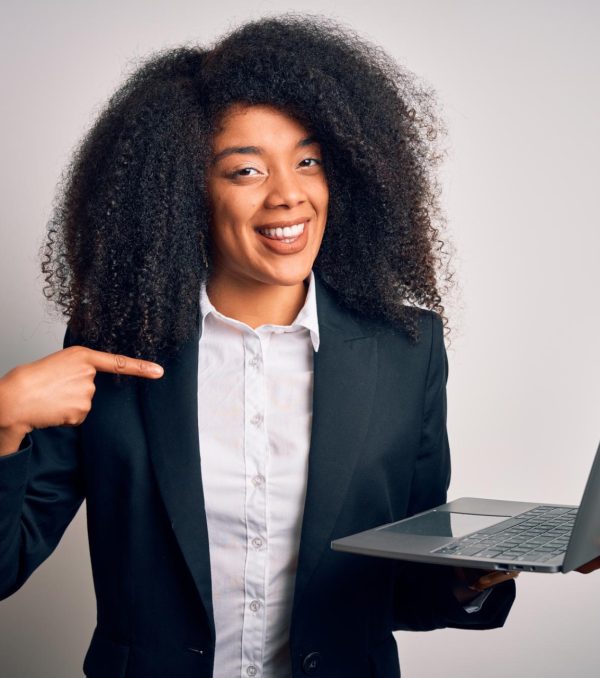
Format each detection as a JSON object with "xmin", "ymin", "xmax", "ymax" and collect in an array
[
  {"xmin": 332, "ymin": 440, "xmax": 600, "ymax": 576},
  {"xmin": 451, "ymin": 567, "xmax": 520, "ymax": 605},
  {"xmin": 452, "ymin": 553, "xmax": 600, "ymax": 606}
]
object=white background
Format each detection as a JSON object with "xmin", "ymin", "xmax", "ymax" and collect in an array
[{"xmin": 1, "ymin": 1, "xmax": 599, "ymax": 676}]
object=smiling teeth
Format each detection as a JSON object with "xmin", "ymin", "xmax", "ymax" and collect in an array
[{"xmin": 258, "ymin": 223, "xmax": 305, "ymax": 239}]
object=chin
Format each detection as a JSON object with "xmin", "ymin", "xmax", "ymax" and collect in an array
[{"xmin": 260, "ymin": 268, "xmax": 312, "ymax": 287}]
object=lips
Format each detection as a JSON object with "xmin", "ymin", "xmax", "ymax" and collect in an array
[
  {"xmin": 257, "ymin": 223, "xmax": 305, "ymax": 241},
  {"xmin": 255, "ymin": 218, "xmax": 310, "ymax": 254},
  {"xmin": 254, "ymin": 217, "xmax": 312, "ymax": 230}
]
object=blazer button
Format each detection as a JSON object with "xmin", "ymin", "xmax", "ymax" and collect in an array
[{"xmin": 302, "ymin": 651, "xmax": 322, "ymax": 674}]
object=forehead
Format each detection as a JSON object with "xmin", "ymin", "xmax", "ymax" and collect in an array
[{"xmin": 212, "ymin": 103, "xmax": 313, "ymax": 144}]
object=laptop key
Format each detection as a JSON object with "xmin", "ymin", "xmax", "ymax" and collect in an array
[
  {"xmin": 528, "ymin": 537, "xmax": 551, "ymax": 544},
  {"xmin": 457, "ymin": 545, "xmax": 488, "ymax": 556},
  {"xmin": 522, "ymin": 551, "xmax": 552, "ymax": 559},
  {"xmin": 475, "ymin": 550, "xmax": 505, "ymax": 558},
  {"xmin": 476, "ymin": 518, "xmax": 526, "ymax": 535}
]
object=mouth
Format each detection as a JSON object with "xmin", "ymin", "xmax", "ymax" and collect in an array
[
  {"xmin": 255, "ymin": 218, "xmax": 310, "ymax": 242},
  {"xmin": 254, "ymin": 218, "xmax": 311, "ymax": 253}
]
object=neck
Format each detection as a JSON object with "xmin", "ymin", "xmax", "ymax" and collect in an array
[{"xmin": 206, "ymin": 273, "xmax": 309, "ymax": 329}]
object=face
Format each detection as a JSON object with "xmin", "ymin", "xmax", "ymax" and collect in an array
[{"xmin": 205, "ymin": 104, "xmax": 329, "ymax": 288}]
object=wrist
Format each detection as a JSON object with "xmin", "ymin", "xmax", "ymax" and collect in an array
[
  {"xmin": 452, "ymin": 580, "xmax": 485, "ymax": 605},
  {"xmin": 0, "ymin": 373, "xmax": 30, "ymax": 434},
  {"xmin": 0, "ymin": 427, "xmax": 29, "ymax": 456},
  {"xmin": 451, "ymin": 567, "xmax": 519, "ymax": 605}
]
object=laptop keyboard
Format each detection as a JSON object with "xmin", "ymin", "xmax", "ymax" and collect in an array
[{"xmin": 432, "ymin": 505, "xmax": 578, "ymax": 563}]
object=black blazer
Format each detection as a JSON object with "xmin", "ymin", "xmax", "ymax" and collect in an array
[{"xmin": 0, "ymin": 271, "xmax": 515, "ymax": 678}]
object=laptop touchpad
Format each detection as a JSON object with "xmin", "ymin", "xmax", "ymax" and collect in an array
[{"xmin": 379, "ymin": 511, "xmax": 510, "ymax": 538}]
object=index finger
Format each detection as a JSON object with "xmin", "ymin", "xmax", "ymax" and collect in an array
[{"xmin": 83, "ymin": 348, "xmax": 164, "ymax": 378}]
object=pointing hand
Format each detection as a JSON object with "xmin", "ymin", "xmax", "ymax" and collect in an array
[{"xmin": 0, "ymin": 346, "xmax": 164, "ymax": 454}]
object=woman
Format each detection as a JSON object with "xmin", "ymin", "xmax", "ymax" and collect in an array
[{"xmin": 0, "ymin": 14, "xmax": 522, "ymax": 678}]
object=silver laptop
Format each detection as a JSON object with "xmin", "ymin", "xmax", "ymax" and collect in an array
[{"xmin": 331, "ymin": 440, "xmax": 600, "ymax": 573}]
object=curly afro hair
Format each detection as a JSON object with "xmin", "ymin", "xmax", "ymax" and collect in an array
[{"xmin": 41, "ymin": 12, "xmax": 455, "ymax": 362}]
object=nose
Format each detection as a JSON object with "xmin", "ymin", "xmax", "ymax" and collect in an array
[{"xmin": 263, "ymin": 167, "xmax": 307, "ymax": 209}]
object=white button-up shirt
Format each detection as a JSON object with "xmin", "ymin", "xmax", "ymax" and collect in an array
[{"xmin": 198, "ymin": 270, "xmax": 320, "ymax": 678}]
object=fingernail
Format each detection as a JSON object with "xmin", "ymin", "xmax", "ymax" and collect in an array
[{"xmin": 150, "ymin": 365, "xmax": 164, "ymax": 376}]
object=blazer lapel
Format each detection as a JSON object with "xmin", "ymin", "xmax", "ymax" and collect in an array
[
  {"xmin": 138, "ymin": 273, "xmax": 379, "ymax": 646},
  {"xmin": 138, "ymin": 313, "xmax": 216, "ymax": 645},
  {"xmin": 291, "ymin": 274, "xmax": 379, "ymax": 617}
]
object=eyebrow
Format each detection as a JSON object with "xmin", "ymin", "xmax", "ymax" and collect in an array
[{"xmin": 211, "ymin": 136, "xmax": 319, "ymax": 165}]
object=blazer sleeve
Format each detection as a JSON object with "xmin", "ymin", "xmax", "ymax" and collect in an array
[
  {"xmin": 0, "ymin": 325, "xmax": 85, "ymax": 600},
  {"xmin": 391, "ymin": 311, "xmax": 516, "ymax": 632}
]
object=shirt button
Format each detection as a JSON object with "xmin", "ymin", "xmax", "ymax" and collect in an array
[
  {"xmin": 252, "ymin": 536, "xmax": 264, "ymax": 549},
  {"xmin": 249, "ymin": 599, "xmax": 261, "ymax": 612},
  {"xmin": 250, "ymin": 412, "xmax": 264, "ymax": 428},
  {"xmin": 248, "ymin": 355, "xmax": 262, "ymax": 369},
  {"xmin": 246, "ymin": 665, "xmax": 258, "ymax": 676},
  {"xmin": 252, "ymin": 474, "xmax": 265, "ymax": 487}
]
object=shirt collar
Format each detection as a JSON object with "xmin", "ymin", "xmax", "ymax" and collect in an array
[{"xmin": 199, "ymin": 269, "xmax": 320, "ymax": 352}]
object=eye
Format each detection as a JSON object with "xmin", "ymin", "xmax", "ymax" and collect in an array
[
  {"xmin": 228, "ymin": 167, "xmax": 260, "ymax": 178},
  {"xmin": 299, "ymin": 158, "xmax": 322, "ymax": 168}
]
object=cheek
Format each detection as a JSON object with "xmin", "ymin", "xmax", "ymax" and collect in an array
[
  {"xmin": 214, "ymin": 190, "xmax": 261, "ymax": 226},
  {"xmin": 314, "ymin": 175, "xmax": 329, "ymax": 206},
  {"xmin": 314, "ymin": 183, "xmax": 329, "ymax": 220}
]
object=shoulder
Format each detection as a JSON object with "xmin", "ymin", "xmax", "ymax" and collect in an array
[
  {"xmin": 354, "ymin": 305, "xmax": 442, "ymax": 346},
  {"xmin": 343, "ymin": 307, "xmax": 443, "ymax": 388}
]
